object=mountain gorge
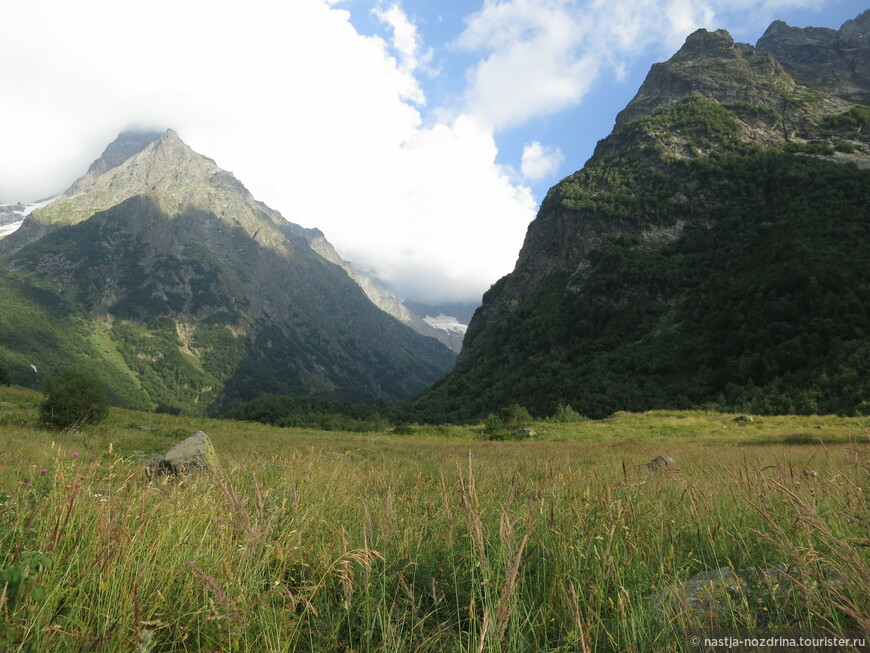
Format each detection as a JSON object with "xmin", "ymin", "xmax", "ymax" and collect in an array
[
  {"xmin": 409, "ymin": 11, "xmax": 870, "ymax": 421},
  {"xmin": 0, "ymin": 130, "xmax": 455, "ymax": 413}
]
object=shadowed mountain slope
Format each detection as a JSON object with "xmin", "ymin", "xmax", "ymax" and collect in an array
[
  {"xmin": 407, "ymin": 15, "xmax": 870, "ymax": 422},
  {"xmin": 0, "ymin": 130, "xmax": 455, "ymax": 413}
]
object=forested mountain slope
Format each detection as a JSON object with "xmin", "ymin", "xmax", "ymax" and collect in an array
[{"xmin": 408, "ymin": 15, "xmax": 870, "ymax": 421}]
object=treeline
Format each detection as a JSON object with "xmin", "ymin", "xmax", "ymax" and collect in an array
[
  {"xmin": 222, "ymin": 395, "xmax": 392, "ymax": 432},
  {"xmin": 407, "ymin": 145, "xmax": 870, "ymax": 423}
]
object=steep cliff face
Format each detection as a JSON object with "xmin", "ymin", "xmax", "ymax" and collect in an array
[
  {"xmin": 411, "ymin": 14, "xmax": 870, "ymax": 422},
  {"xmin": 463, "ymin": 26, "xmax": 864, "ymax": 362},
  {"xmin": 0, "ymin": 130, "xmax": 455, "ymax": 412},
  {"xmin": 756, "ymin": 9, "xmax": 869, "ymax": 100}
]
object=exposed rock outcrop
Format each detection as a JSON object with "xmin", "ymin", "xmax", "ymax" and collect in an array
[
  {"xmin": 148, "ymin": 431, "xmax": 218, "ymax": 479},
  {"xmin": 757, "ymin": 10, "xmax": 870, "ymax": 101}
]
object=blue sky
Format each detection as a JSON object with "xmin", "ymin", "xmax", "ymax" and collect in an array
[
  {"xmin": 347, "ymin": 0, "xmax": 867, "ymax": 202},
  {"xmin": 0, "ymin": 0, "xmax": 865, "ymax": 304}
]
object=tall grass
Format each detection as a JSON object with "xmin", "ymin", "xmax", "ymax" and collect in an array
[{"xmin": 0, "ymin": 390, "xmax": 867, "ymax": 651}]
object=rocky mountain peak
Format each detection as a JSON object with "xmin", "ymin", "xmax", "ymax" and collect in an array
[
  {"xmin": 614, "ymin": 28, "xmax": 793, "ymax": 130},
  {"xmin": 81, "ymin": 129, "xmax": 164, "ymax": 178},
  {"xmin": 756, "ymin": 9, "xmax": 869, "ymax": 100},
  {"xmin": 0, "ymin": 128, "xmax": 299, "ymax": 256},
  {"xmin": 671, "ymin": 28, "xmax": 742, "ymax": 61},
  {"xmin": 0, "ymin": 130, "xmax": 457, "ymax": 409},
  {"xmin": 458, "ymin": 10, "xmax": 868, "ymax": 368}
]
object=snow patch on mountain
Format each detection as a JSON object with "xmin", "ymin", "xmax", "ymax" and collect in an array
[
  {"xmin": 0, "ymin": 197, "xmax": 59, "ymax": 239},
  {"xmin": 0, "ymin": 221, "xmax": 23, "ymax": 239},
  {"xmin": 423, "ymin": 314, "xmax": 468, "ymax": 335}
]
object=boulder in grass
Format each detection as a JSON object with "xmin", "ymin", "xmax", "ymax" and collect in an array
[
  {"xmin": 639, "ymin": 455, "xmax": 679, "ymax": 471},
  {"xmin": 513, "ymin": 428, "xmax": 537, "ymax": 439},
  {"xmin": 733, "ymin": 415, "xmax": 754, "ymax": 423},
  {"xmin": 148, "ymin": 431, "xmax": 218, "ymax": 479}
]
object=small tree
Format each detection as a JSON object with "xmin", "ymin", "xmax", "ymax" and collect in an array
[
  {"xmin": 551, "ymin": 403, "xmax": 586, "ymax": 423},
  {"xmin": 39, "ymin": 369, "xmax": 109, "ymax": 430},
  {"xmin": 498, "ymin": 403, "xmax": 532, "ymax": 429}
]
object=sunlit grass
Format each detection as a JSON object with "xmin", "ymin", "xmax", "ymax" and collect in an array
[{"xmin": 0, "ymin": 386, "xmax": 867, "ymax": 651}]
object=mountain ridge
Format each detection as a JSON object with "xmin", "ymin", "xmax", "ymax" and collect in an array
[
  {"xmin": 0, "ymin": 130, "xmax": 455, "ymax": 412},
  {"xmin": 2, "ymin": 128, "xmax": 465, "ymax": 352},
  {"xmin": 409, "ymin": 11, "xmax": 870, "ymax": 422}
]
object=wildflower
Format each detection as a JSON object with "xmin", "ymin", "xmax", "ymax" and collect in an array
[
  {"xmin": 89, "ymin": 454, "xmax": 96, "ymax": 462},
  {"xmin": 72, "ymin": 452, "xmax": 79, "ymax": 459},
  {"xmin": 25, "ymin": 483, "xmax": 32, "ymax": 489},
  {"xmin": 40, "ymin": 469, "xmax": 47, "ymax": 476}
]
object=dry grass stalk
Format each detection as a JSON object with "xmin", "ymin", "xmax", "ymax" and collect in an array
[
  {"xmin": 494, "ymin": 509, "xmax": 533, "ymax": 644},
  {"xmin": 457, "ymin": 459, "xmax": 490, "ymax": 579}
]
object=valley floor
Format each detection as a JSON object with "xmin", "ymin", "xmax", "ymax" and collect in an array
[{"xmin": 0, "ymin": 386, "xmax": 867, "ymax": 651}]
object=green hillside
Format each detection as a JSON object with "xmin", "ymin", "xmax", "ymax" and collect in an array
[{"xmin": 0, "ymin": 191, "xmax": 454, "ymax": 415}]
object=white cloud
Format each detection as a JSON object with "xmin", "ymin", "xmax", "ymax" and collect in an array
[
  {"xmin": 453, "ymin": 0, "xmax": 721, "ymax": 130},
  {"xmin": 0, "ymin": 0, "xmax": 535, "ymax": 304},
  {"xmin": 0, "ymin": 0, "xmax": 845, "ymax": 304},
  {"xmin": 521, "ymin": 142, "xmax": 564, "ymax": 181},
  {"xmin": 373, "ymin": 3, "xmax": 434, "ymax": 82},
  {"xmin": 456, "ymin": 0, "xmax": 599, "ymax": 129},
  {"xmin": 347, "ymin": 114, "xmax": 537, "ymax": 302}
]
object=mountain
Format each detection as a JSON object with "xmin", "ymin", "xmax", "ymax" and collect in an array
[
  {"xmin": 304, "ymin": 234, "xmax": 464, "ymax": 353},
  {"xmin": 756, "ymin": 11, "xmax": 869, "ymax": 101},
  {"xmin": 0, "ymin": 198, "xmax": 55, "ymax": 239},
  {"xmin": 0, "ymin": 130, "xmax": 455, "ymax": 413},
  {"xmin": 408, "ymin": 12, "xmax": 870, "ymax": 422}
]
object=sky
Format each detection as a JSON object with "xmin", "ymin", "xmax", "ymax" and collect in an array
[{"xmin": 0, "ymin": 0, "xmax": 865, "ymax": 305}]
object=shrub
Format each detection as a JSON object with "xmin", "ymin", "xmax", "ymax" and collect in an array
[
  {"xmin": 483, "ymin": 413, "xmax": 504, "ymax": 438},
  {"xmin": 498, "ymin": 404, "xmax": 532, "ymax": 429},
  {"xmin": 39, "ymin": 369, "xmax": 109, "ymax": 430},
  {"xmin": 484, "ymin": 405, "xmax": 533, "ymax": 440},
  {"xmin": 551, "ymin": 403, "xmax": 586, "ymax": 423},
  {"xmin": 0, "ymin": 365, "xmax": 10, "ymax": 386}
]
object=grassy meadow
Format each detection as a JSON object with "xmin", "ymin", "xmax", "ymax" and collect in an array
[{"xmin": 0, "ymin": 385, "xmax": 868, "ymax": 651}]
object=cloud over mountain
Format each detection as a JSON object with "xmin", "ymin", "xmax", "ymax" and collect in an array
[{"xmin": 0, "ymin": 0, "xmax": 849, "ymax": 303}]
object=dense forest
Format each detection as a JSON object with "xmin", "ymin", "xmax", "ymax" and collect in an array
[{"xmin": 408, "ymin": 104, "xmax": 870, "ymax": 422}]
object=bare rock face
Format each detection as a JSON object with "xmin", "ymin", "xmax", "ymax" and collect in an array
[
  {"xmin": 615, "ymin": 29, "xmax": 798, "ymax": 130},
  {"xmin": 67, "ymin": 130, "xmax": 164, "ymax": 195},
  {"xmin": 148, "ymin": 431, "xmax": 218, "ymax": 479},
  {"xmin": 757, "ymin": 10, "xmax": 870, "ymax": 101}
]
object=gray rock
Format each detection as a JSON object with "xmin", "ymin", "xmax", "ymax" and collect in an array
[
  {"xmin": 640, "ymin": 455, "xmax": 679, "ymax": 471},
  {"xmin": 757, "ymin": 11, "xmax": 870, "ymax": 101},
  {"xmin": 733, "ymin": 415, "xmax": 754, "ymax": 423},
  {"xmin": 513, "ymin": 428, "xmax": 537, "ymax": 439},
  {"xmin": 148, "ymin": 431, "xmax": 218, "ymax": 479}
]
